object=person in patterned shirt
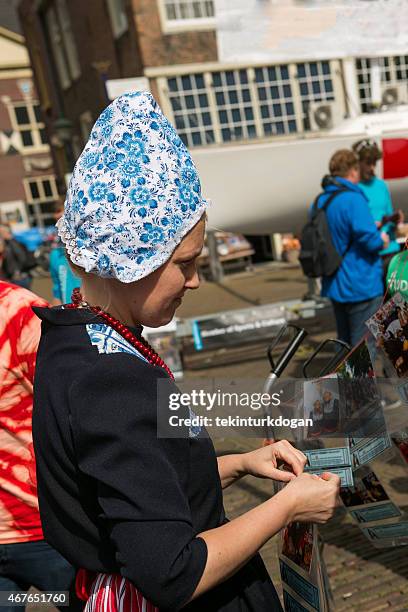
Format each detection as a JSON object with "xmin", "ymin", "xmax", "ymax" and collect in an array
[{"xmin": 0, "ymin": 278, "xmax": 79, "ymax": 611}]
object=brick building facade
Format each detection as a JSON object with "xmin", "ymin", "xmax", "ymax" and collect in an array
[
  {"xmin": 18, "ymin": 0, "xmax": 217, "ymax": 192},
  {"xmin": 0, "ymin": 24, "xmax": 57, "ymax": 229}
]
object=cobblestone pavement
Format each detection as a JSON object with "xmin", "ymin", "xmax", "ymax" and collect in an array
[{"xmin": 30, "ymin": 264, "xmax": 408, "ymax": 611}]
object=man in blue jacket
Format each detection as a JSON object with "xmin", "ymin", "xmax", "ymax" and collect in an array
[{"xmin": 319, "ymin": 149, "xmax": 388, "ymax": 346}]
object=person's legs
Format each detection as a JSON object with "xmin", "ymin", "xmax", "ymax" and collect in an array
[
  {"xmin": 331, "ymin": 300, "xmax": 351, "ymax": 345},
  {"xmin": 0, "ymin": 544, "xmax": 27, "ymax": 612},
  {"xmin": 348, "ymin": 295, "xmax": 383, "ymax": 347},
  {"xmin": 12, "ymin": 276, "xmax": 32, "ymax": 290},
  {"xmin": 0, "ymin": 575, "xmax": 26, "ymax": 612},
  {"xmin": 1, "ymin": 540, "xmax": 81, "ymax": 611}
]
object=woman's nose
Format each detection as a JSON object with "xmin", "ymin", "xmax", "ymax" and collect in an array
[{"xmin": 185, "ymin": 269, "xmax": 200, "ymax": 290}]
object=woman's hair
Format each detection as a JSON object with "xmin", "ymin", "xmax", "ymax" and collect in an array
[
  {"xmin": 352, "ymin": 139, "xmax": 382, "ymax": 163},
  {"xmin": 329, "ymin": 149, "xmax": 359, "ymax": 177}
]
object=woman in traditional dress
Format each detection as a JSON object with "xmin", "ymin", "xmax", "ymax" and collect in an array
[{"xmin": 32, "ymin": 92, "xmax": 339, "ymax": 612}]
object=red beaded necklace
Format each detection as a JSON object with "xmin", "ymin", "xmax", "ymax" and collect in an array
[{"xmin": 66, "ymin": 288, "xmax": 174, "ymax": 380}]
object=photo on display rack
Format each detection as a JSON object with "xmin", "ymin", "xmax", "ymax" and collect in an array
[
  {"xmin": 366, "ymin": 292, "xmax": 408, "ymax": 378},
  {"xmin": 336, "ymin": 341, "xmax": 380, "ymax": 421},
  {"xmin": 301, "ymin": 376, "xmax": 341, "ymax": 439},
  {"xmin": 340, "ymin": 469, "xmax": 389, "ymax": 507},
  {"xmin": 391, "ymin": 428, "xmax": 408, "ymax": 464},
  {"xmin": 281, "ymin": 522, "xmax": 314, "ymax": 573},
  {"xmin": 279, "ymin": 521, "xmax": 329, "ymax": 612}
]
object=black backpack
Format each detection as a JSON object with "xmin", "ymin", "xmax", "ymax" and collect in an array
[{"xmin": 299, "ymin": 188, "xmax": 350, "ymax": 278}]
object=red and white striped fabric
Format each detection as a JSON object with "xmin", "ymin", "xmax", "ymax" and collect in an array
[{"xmin": 78, "ymin": 571, "xmax": 158, "ymax": 612}]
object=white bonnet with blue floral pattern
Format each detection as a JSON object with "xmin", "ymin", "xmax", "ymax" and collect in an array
[{"xmin": 57, "ymin": 91, "xmax": 208, "ymax": 283}]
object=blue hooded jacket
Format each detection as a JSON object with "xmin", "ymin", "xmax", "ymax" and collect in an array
[{"xmin": 315, "ymin": 177, "xmax": 384, "ymax": 303}]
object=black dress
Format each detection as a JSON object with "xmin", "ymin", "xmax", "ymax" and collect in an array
[{"xmin": 32, "ymin": 307, "xmax": 283, "ymax": 611}]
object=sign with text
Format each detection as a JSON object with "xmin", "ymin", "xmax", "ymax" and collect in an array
[{"xmin": 192, "ymin": 306, "xmax": 287, "ymax": 351}]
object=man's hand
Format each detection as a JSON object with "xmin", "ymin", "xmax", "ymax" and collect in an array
[{"xmin": 241, "ymin": 440, "xmax": 308, "ymax": 483}]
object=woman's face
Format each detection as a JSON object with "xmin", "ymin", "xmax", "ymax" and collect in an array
[{"xmin": 113, "ymin": 218, "xmax": 206, "ymax": 327}]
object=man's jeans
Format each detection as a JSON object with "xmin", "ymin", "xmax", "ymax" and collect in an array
[
  {"xmin": 331, "ymin": 295, "xmax": 383, "ymax": 348},
  {"xmin": 0, "ymin": 539, "xmax": 80, "ymax": 612}
]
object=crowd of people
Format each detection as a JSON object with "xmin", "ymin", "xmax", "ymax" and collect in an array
[{"xmin": 306, "ymin": 139, "xmax": 404, "ymax": 349}]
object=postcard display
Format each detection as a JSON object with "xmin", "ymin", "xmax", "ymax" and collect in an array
[
  {"xmin": 279, "ymin": 520, "xmax": 334, "ymax": 612},
  {"xmin": 279, "ymin": 293, "xmax": 408, "ymax": 610}
]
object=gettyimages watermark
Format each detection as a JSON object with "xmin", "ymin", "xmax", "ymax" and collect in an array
[
  {"xmin": 168, "ymin": 389, "xmax": 282, "ymax": 411},
  {"xmin": 156, "ymin": 377, "xmax": 408, "ymax": 439},
  {"xmin": 167, "ymin": 389, "xmax": 310, "ymax": 431},
  {"xmin": 157, "ymin": 378, "xmax": 304, "ymax": 438}
]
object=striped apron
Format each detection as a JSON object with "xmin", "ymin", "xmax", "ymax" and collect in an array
[{"xmin": 76, "ymin": 569, "xmax": 158, "ymax": 612}]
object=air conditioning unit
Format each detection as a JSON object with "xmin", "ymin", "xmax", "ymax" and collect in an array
[
  {"xmin": 381, "ymin": 83, "xmax": 408, "ymax": 107},
  {"xmin": 308, "ymin": 100, "xmax": 343, "ymax": 131}
]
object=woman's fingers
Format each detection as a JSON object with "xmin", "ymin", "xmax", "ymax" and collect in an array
[
  {"xmin": 320, "ymin": 472, "xmax": 341, "ymax": 488},
  {"xmin": 273, "ymin": 440, "xmax": 308, "ymax": 476},
  {"xmin": 269, "ymin": 468, "xmax": 296, "ymax": 482}
]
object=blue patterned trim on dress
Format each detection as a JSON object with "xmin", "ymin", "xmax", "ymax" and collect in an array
[
  {"xmin": 86, "ymin": 323, "xmax": 148, "ymax": 362},
  {"xmin": 85, "ymin": 323, "xmax": 200, "ymax": 437},
  {"xmin": 188, "ymin": 407, "xmax": 202, "ymax": 438}
]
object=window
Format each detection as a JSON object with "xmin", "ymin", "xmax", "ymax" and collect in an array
[
  {"xmin": 356, "ymin": 56, "xmax": 408, "ymax": 112},
  {"xmin": 255, "ymin": 65, "xmax": 298, "ymax": 136},
  {"xmin": 106, "ymin": 0, "xmax": 128, "ymax": 38},
  {"xmin": 159, "ymin": 59, "xmax": 340, "ymax": 147},
  {"xmin": 159, "ymin": 0, "xmax": 215, "ymax": 31},
  {"xmin": 395, "ymin": 55, "xmax": 408, "ymax": 81},
  {"xmin": 10, "ymin": 102, "xmax": 48, "ymax": 151},
  {"xmin": 167, "ymin": 73, "xmax": 215, "ymax": 147},
  {"xmin": 296, "ymin": 61, "xmax": 335, "ymax": 130},
  {"xmin": 23, "ymin": 176, "xmax": 58, "ymax": 227},
  {"xmin": 24, "ymin": 176, "xmax": 58, "ymax": 203},
  {"xmin": 212, "ymin": 70, "xmax": 256, "ymax": 142},
  {"xmin": 163, "ymin": 0, "xmax": 214, "ymax": 20},
  {"xmin": 45, "ymin": 0, "xmax": 81, "ymax": 90}
]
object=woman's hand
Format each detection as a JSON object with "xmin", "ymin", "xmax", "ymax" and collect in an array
[
  {"xmin": 280, "ymin": 471, "xmax": 341, "ymax": 524},
  {"xmin": 241, "ymin": 440, "xmax": 308, "ymax": 483}
]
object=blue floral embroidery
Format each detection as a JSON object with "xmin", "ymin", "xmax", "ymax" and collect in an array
[
  {"xmin": 103, "ymin": 146, "xmax": 125, "ymax": 170},
  {"xmin": 57, "ymin": 91, "xmax": 208, "ymax": 283},
  {"xmin": 82, "ymin": 151, "xmax": 99, "ymax": 169},
  {"xmin": 89, "ymin": 182, "xmax": 110, "ymax": 202},
  {"xmin": 140, "ymin": 223, "xmax": 164, "ymax": 245},
  {"xmin": 120, "ymin": 153, "xmax": 141, "ymax": 177},
  {"xmin": 86, "ymin": 323, "xmax": 148, "ymax": 362},
  {"xmin": 116, "ymin": 132, "xmax": 145, "ymax": 156},
  {"xmin": 96, "ymin": 106, "xmax": 114, "ymax": 126}
]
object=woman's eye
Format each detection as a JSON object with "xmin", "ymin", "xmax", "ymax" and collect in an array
[{"xmin": 180, "ymin": 259, "xmax": 193, "ymax": 268}]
